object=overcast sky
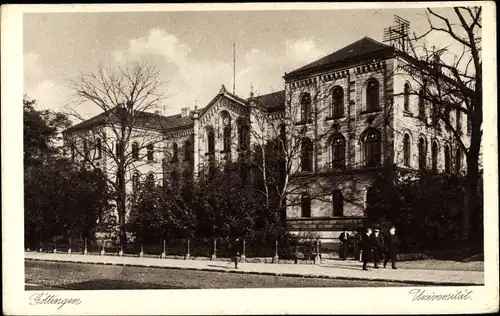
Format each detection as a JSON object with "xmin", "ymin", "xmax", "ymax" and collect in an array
[{"xmin": 24, "ymin": 6, "xmax": 461, "ymax": 120}]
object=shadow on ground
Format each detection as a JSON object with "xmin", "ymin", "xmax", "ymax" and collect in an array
[{"xmin": 27, "ymin": 279, "xmax": 192, "ymax": 290}]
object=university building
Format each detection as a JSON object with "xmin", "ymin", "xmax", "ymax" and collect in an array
[{"xmin": 63, "ymin": 37, "xmax": 469, "ymax": 245}]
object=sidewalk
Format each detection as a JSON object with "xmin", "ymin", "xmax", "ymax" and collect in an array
[{"xmin": 25, "ymin": 252, "xmax": 484, "ymax": 285}]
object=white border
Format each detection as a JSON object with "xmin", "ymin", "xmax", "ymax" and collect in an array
[{"xmin": 2, "ymin": 2, "xmax": 498, "ymax": 315}]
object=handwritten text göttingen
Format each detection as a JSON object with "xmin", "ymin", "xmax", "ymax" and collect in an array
[
  {"xmin": 409, "ymin": 289, "xmax": 473, "ymax": 302},
  {"xmin": 29, "ymin": 292, "xmax": 82, "ymax": 310}
]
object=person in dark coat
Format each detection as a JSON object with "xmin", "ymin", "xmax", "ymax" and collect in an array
[
  {"xmin": 228, "ymin": 238, "xmax": 240, "ymax": 268},
  {"xmin": 384, "ymin": 226, "xmax": 398, "ymax": 269},
  {"xmin": 371, "ymin": 229, "xmax": 384, "ymax": 269},
  {"xmin": 360, "ymin": 228, "xmax": 373, "ymax": 270},
  {"xmin": 338, "ymin": 230, "xmax": 350, "ymax": 260}
]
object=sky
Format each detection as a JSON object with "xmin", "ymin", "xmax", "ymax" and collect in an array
[{"xmin": 23, "ymin": 6, "xmax": 463, "ymax": 121}]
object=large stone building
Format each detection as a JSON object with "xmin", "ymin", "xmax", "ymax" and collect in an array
[{"xmin": 64, "ymin": 37, "xmax": 469, "ymax": 245}]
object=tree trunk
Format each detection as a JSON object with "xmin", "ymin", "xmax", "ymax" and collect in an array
[{"xmin": 117, "ymin": 166, "xmax": 127, "ymax": 249}]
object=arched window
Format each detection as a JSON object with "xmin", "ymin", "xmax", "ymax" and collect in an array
[
  {"xmin": 300, "ymin": 138, "xmax": 314, "ymax": 172},
  {"xmin": 366, "ymin": 79, "xmax": 379, "ymax": 112},
  {"xmin": 332, "ymin": 190, "xmax": 344, "ymax": 217},
  {"xmin": 403, "ymin": 134, "xmax": 411, "ymax": 167},
  {"xmin": 131, "ymin": 142, "xmax": 139, "ymax": 159},
  {"xmin": 206, "ymin": 127, "xmax": 215, "ymax": 154},
  {"xmin": 364, "ymin": 129, "xmax": 381, "ymax": 167},
  {"xmin": 115, "ymin": 142, "xmax": 123, "ymax": 157},
  {"xmin": 183, "ymin": 140, "xmax": 192, "ymax": 161},
  {"xmin": 71, "ymin": 145, "xmax": 76, "ymax": 162},
  {"xmin": 146, "ymin": 173, "xmax": 155, "ymax": 185},
  {"xmin": 456, "ymin": 109, "xmax": 462, "ymax": 131},
  {"xmin": 96, "ymin": 138, "xmax": 102, "ymax": 159},
  {"xmin": 238, "ymin": 123, "xmax": 249, "ymax": 151},
  {"xmin": 418, "ymin": 138, "xmax": 427, "ymax": 170},
  {"xmin": 223, "ymin": 125, "xmax": 231, "ymax": 152},
  {"xmin": 403, "ymin": 82, "xmax": 411, "ymax": 112},
  {"xmin": 301, "ymin": 193, "xmax": 311, "ymax": 218},
  {"xmin": 146, "ymin": 144, "xmax": 154, "ymax": 161},
  {"xmin": 418, "ymin": 89, "xmax": 425, "ymax": 117},
  {"xmin": 331, "ymin": 134, "xmax": 346, "ymax": 169},
  {"xmin": 300, "ymin": 93, "xmax": 312, "ymax": 123},
  {"xmin": 444, "ymin": 145, "xmax": 451, "ymax": 173},
  {"xmin": 431, "ymin": 141, "xmax": 438, "ymax": 172},
  {"xmin": 170, "ymin": 170, "xmax": 179, "ymax": 185},
  {"xmin": 132, "ymin": 172, "xmax": 140, "ymax": 192},
  {"xmin": 455, "ymin": 148, "xmax": 462, "ymax": 174},
  {"xmin": 332, "ymin": 87, "xmax": 344, "ymax": 118},
  {"xmin": 171, "ymin": 142, "xmax": 178, "ymax": 162}
]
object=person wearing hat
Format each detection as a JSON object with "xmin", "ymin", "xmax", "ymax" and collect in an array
[
  {"xmin": 371, "ymin": 228, "xmax": 384, "ymax": 269},
  {"xmin": 360, "ymin": 228, "xmax": 373, "ymax": 270},
  {"xmin": 383, "ymin": 226, "xmax": 398, "ymax": 269},
  {"xmin": 338, "ymin": 229, "xmax": 350, "ymax": 260}
]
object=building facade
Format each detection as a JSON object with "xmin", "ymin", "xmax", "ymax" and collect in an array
[{"xmin": 64, "ymin": 37, "xmax": 469, "ymax": 246}]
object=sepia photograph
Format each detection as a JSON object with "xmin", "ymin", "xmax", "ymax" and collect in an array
[{"xmin": 2, "ymin": 2, "xmax": 498, "ymax": 315}]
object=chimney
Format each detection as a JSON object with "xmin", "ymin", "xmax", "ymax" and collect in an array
[{"xmin": 181, "ymin": 107, "xmax": 190, "ymax": 118}]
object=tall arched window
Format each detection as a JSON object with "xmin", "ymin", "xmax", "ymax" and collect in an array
[
  {"xmin": 403, "ymin": 134, "xmax": 411, "ymax": 167},
  {"xmin": 115, "ymin": 142, "xmax": 123, "ymax": 157},
  {"xmin": 418, "ymin": 138, "xmax": 427, "ymax": 170},
  {"xmin": 418, "ymin": 89, "xmax": 425, "ymax": 117},
  {"xmin": 132, "ymin": 172, "xmax": 140, "ymax": 192},
  {"xmin": 146, "ymin": 173, "xmax": 155, "ymax": 185},
  {"xmin": 71, "ymin": 145, "xmax": 76, "ymax": 162},
  {"xmin": 403, "ymin": 82, "xmax": 411, "ymax": 112},
  {"xmin": 170, "ymin": 170, "xmax": 179, "ymax": 185},
  {"xmin": 332, "ymin": 87, "xmax": 344, "ymax": 118},
  {"xmin": 366, "ymin": 79, "xmax": 379, "ymax": 112},
  {"xmin": 131, "ymin": 142, "xmax": 139, "ymax": 159},
  {"xmin": 300, "ymin": 138, "xmax": 313, "ymax": 172},
  {"xmin": 456, "ymin": 109, "xmax": 462, "ymax": 131},
  {"xmin": 444, "ymin": 145, "xmax": 451, "ymax": 173},
  {"xmin": 364, "ymin": 129, "xmax": 381, "ymax": 167},
  {"xmin": 431, "ymin": 141, "xmax": 438, "ymax": 172},
  {"xmin": 171, "ymin": 143, "xmax": 178, "ymax": 162},
  {"xmin": 206, "ymin": 127, "xmax": 215, "ymax": 154},
  {"xmin": 300, "ymin": 93, "xmax": 312, "ymax": 123},
  {"xmin": 146, "ymin": 144, "xmax": 154, "ymax": 161},
  {"xmin": 238, "ymin": 123, "xmax": 249, "ymax": 151},
  {"xmin": 183, "ymin": 140, "xmax": 192, "ymax": 161},
  {"xmin": 223, "ymin": 125, "xmax": 231, "ymax": 152},
  {"xmin": 96, "ymin": 138, "xmax": 102, "ymax": 159},
  {"xmin": 331, "ymin": 134, "xmax": 346, "ymax": 169},
  {"xmin": 332, "ymin": 190, "xmax": 344, "ymax": 217},
  {"xmin": 301, "ymin": 193, "xmax": 311, "ymax": 218},
  {"xmin": 455, "ymin": 148, "xmax": 462, "ymax": 174}
]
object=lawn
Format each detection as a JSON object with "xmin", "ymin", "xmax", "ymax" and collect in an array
[{"xmin": 25, "ymin": 261, "xmax": 415, "ymax": 290}]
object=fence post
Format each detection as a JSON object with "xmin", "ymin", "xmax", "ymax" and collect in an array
[
  {"xmin": 68, "ymin": 237, "xmax": 72, "ymax": 255},
  {"xmin": 39, "ymin": 240, "xmax": 43, "ymax": 252},
  {"xmin": 53, "ymin": 237, "xmax": 57, "ymax": 253},
  {"xmin": 294, "ymin": 244, "xmax": 299, "ymax": 264},
  {"xmin": 211, "ymin": 239, "xmax": 217, "ymax": 261},
  {"xmin": 119, "ymin": 244, "xmax": 123, "ymax": 257},
  {"xmin": 240, "ymin": 239, "xmax": 246, "ymax": 262},
  {"xmin": 83, "ymin": 238, "xmax": 88, "ymax": 255},
  {"xmin": 185, "ymin": 239, "xmax": 191, "ymax": 260},
  {"xmin": 139, "ymin": 244, "xmax": 144, "ymax": 257},
  {"xmin": 161, "ymin": 240, "xmax": 166, "ymax": 259},
  {"xmin": 100, "ymin": 240, "xmax": 105, "ymax": 256},
  {"xmin": 314, "ymin": 239, "xmax": 321, "ymax": 264},
  {"xmin": 273, "ymin": 240, "xmax": 279, "ymax": 263}
]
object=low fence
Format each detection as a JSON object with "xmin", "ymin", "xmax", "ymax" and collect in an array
[{"xmin": 26, "ymin": 237, "xmax": 363, "ymax": 263}]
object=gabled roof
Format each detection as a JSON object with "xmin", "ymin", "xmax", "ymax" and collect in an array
[
  {"xmin": 252, "ymin": 90, "xmax": 285, "ymax": 112},
  {"xmin": 199, "ymin": 85, "xmax": 249, "ymax": 117},
  {"xmin": 284, "ymin": 37, "xmax": 394, "ymax": 79}
]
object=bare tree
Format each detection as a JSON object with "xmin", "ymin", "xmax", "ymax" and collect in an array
[
  {"xmin": 64, "ymin": 61, "xmax": 170, "ymax": 248},
  {"xmin": 396, "ymin": 7, "xmax": 482, "ymax": 238}
]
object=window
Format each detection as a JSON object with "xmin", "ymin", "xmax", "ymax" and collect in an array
[
  {"xmin": 331, "ymin": 134, "xmax": 346, "ymax": 169},
  {"xmin": 300, "ymin": 138, "xmax": 313, "ymax": 172},
  {"xmin": 332, "ymin": 190, "xmax": 344, "ymax": 217},
  {"xmin": 364, "ymin": 129, "xmax": 381, "ymax": 167},
  {"xmin": 300, "ymin": 93, "xmax": 312, "ymax": 122},
  {"xmin": 96, "ymin": 138, "xmax": 102, "ymax": 159},
  {"xmin": 431, "ymin": 141, "xmax": 438, "ymax": 172},
  {"xmin": 223, "ymin": 125, "xmax": 231, "ymax": 152},
  {"xmin": 116, "ymin": 142, "xmax": 123, "ymax": 157},
  {"xmin": 403, "ymin": 82, "xmax": 411, "ymax": 112},
  {"xmin": 332, "ymin": 87, "xmax": 344, "ymax": 118},
  {"xmin": 183, "ymin": 140, "xmax": 192, "ymax": 161},
  {"xmin": 238, "ymin": 123, "xmax": 249, "ymax": 151},
  {"xmin": 170, "ymin": 170, "xmax": 179, "ymax": 185},
  {"xmin": 71, "ymin": 145, "xmax": 76, "ymax": 162},
  {"xmin": 146, "ymin": 144, "xmax": 154, "ymax": 161},
  {"xmin": 206, "ymin": 127, "xmax": 215, "ymax": 154},
  {"xmin": 366, "ymin": 79, "xmax": 379, "ymax": 112},
  {"xmin": 239, "ymin": 163, "xmax": 248, "ymax": 182},
  {"xmin": 146, "ymin": 173, "xmax": 155, "ymax": 185},
  {"xmin": 431, "ymin": 100, "xmax": 439, "ymax": 123},
  {"xmin": 83, "ymin": 139, "xmax": 89, "ymax": 160},
  {"xmin": 418, "ymin": 89, "xmax": 425, "ymax": 117},
  {"xmin": 444, "ymin": 145, "xmax": 451, "ymax": 173},
  {"xmin": 455, "ymin": 148, "xmax": 462, "ymax": 174},
  {"xmin": 300, "ymin": 193, "xmax": 311, "ymax": 218},
  {"xmin": 456, "ymin": 109, "xmax": 462, "ymax": 132},
  {"xmin": 172, "ymin": 143, "xmax": 178, "ymax": 162},
  {"xmin": 403, "ymin": 134, "xmax": 411, "ymax": 167},
  {"xmin": 131, "ymin": 142, "xmax": 139, "ymax": 159},
  {"xmin": 132, "ymin": 172, "xmax": 140, "ymax": 192},
  {"xmin": 418, "ymin": 138, "xmax": 427, "ymax": 170}
]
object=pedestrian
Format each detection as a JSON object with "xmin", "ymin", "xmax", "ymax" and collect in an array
[
  {"xmin": 384, "ymin": 226, "xmax": 398, "ymax": 269},
  {"xmin": 371, "ymin": 228, "xmax": 383, "ymax": 269},
  {"xmin": 360, "ymin": 228, "xmax": 372, "ymax": 270},
  {"xmin": 228, "ymin": 237, "xmax": 240, "ymax": 269},
  {"xmin": 338, "ymin": 230, "xmax": 350, "ymax": 260}
]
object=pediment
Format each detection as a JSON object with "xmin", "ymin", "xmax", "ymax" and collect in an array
[{"xmin": 198, "ymin": 86, "xmax": 249, "ymax": 125}]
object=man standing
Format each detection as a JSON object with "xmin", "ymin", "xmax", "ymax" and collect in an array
[
  {"xmin": 384, "ymin": 226, "xmax": 398, "ymax": 269},
  {"xmin": 228, "ymin": 237, "xmax": 240, "ymax": 269},
  {"xmin": 338, "ymin": 230, "xmax": 350, "ymax": 260},
  {"xmin": 360, "ymin": 228, "xmax": 372, "ymax": 270},
  {"xmin": 372, "ymin": 229, "xmax": 384, "ymax": 269}
]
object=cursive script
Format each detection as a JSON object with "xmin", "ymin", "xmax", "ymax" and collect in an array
[
  {"xmin": 409, "ymin": 288, "xmax": 473, "ymax": 301},
  {"xmin": 29, "ymin": 292, "xmax": 82, "ymax": 310}
]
